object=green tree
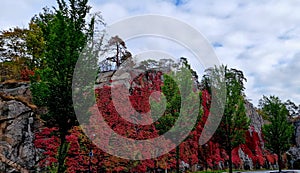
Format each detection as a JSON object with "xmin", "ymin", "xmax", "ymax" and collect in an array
[
  {"xmin": 203, "ymin": 65, "xmax": 249, "ymax": 173},
  {"xmin": 285, "ymin": 99, "xmax": 300, "ymax": 118},
  {"xmin": 259, "ymin": 96, "xmax": 294, "ymax": 172},
  {"xmin": 151, "ymin": 72, "xmax": 180, "ymax": 172},
  {"xmin": 25, "ymin": 21, "xmax": 46, "ymax": 69},
  {"xmin": 0, "ymin": 16, "xmax": 47, "ymax": 81},
  {"xmin": 0, "ymin": 27, "xmax": 28, "ymax": 80},
  {"xmin": 0, "ymin": 27, "xmax": 27, "ymax": 62},
  {"xmin": 30, "ymin": 0, "xmax": 100, "ymax": 172},
  {"xmin": 153, "ymin": 58, "xmax": 199, "ymax": 173}
]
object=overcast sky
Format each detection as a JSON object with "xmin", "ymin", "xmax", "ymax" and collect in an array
[{"xmin": 1, "ymin": 0, "xmax": 300, "ymax": 106}]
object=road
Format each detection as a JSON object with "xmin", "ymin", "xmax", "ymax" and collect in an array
[{"xmin": 237, "ymin": 170, "xmax": 300, "ymax": 173}]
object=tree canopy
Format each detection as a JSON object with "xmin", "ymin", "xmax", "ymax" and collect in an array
[
  {"xmin": 202, "ymin": 65, "xmax": 249, "ymax": 173},
  {"xmin": 29, "ymin": 0, "xmax": 102, "ymax": 172},
  {"xmin": 260, "ymin": 95, "xmax": 294, "ymax": 172}
]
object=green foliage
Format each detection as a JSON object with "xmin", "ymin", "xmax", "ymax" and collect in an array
[
  {"xmin": 0, "ymin": 27, "xmax": 28, "ymax": 80},
  {"xmin": 203, "ymin": 65, "xmax": 249, "ymax": 173},
  {"xmin": 260, "ymin": 95, "xmax": 294, "ymax": 172},
  {"xmin": 207, "ymin": 65, "xmax": 249, "ymax": 147},
  {"xmin": 29, "ymin": 0, "xmax": 102, "ymax": 172},
  {"xmin": 30, "ymin": 68, "xmax": 51, "ymax": 106},
  {"xmin": 158, "ymin": 60, "xmax": 199, "ymax": 173},
  {"xmin": 0, "ymin": 17, "xmax": 46, "ymax": 81},
  {"xmin": 285, "ymin": 99, "xmax": 300, "ymax": 117},
  {"xmin": 162, "ymin": 74, "xmax": 181, "ymax": 116},
  {"xmin": 25, "ymin": 21, "xmax": 46, "ymax": 69},
  {"xmin": 153, "ymin": 74, "xmax": 181, "ymax": 136},
  {"xmin": 0, "ymin": 27, "xmax": 27, "ymax": 62},
  {"xmin": 31, "ymin": 0, "xmax": 96, "ymax": 129},
  {"xmin": 0, "ymin": 61, "xmax": 19, "ymax": 81},
  {"xmin": 155, "ymin": 59, "xmax": 199, "ymax": 137}
]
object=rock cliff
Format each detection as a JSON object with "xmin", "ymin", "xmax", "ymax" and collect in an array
[
  {"xmin": 0, "ymin": 82, "xmax": 40, "ymax": 173},
  {"xmin": 245, "ymin": 101, "xmax": 264, "ymax": 136}
]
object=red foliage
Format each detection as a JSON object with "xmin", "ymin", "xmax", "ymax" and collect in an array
[
  {"xmin": 34, "ymin": 127, "xmax": 60, "ymax": 167},
  {"xmin": 76, "ymin": 70, "xmax": 167, "ymax": 172},
  {"xmin": 241, "ymin": 127, "xmax": 266, "ymax": 167},
  {"xmin": 232, "ymin": 147, "xmax": 242, "ymax": 167},
  {"xmin": 64, "ymin": 127, "xmax": 93, "ymax": 172},
  {"xmin": 197, "ymin": 90, "xmax": 275, "ymax": 170},
  {"xmin": 34, "ymin": 69, "xmax": 278, "ymax": 172},
  {"xmin": 20, "ymin": 68, "xmax": 34, "ymax": 81},
  {"xmin": 88, "ymin": 70, "xmax": 176, "ymax": 172},
  {"xmin": 179, "ymin": 136, "xmax": 199, "ymax": 165},
  {"xmin": 265, "ymin": 150, "xmax": 278, "ymax": 165}
]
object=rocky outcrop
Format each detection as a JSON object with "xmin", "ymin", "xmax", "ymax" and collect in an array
[
  {"xmin": 0, "ymin": 153, "xmax": 29, "ymax": 173},
  {"xmin": 286, "ymin": 119, "xmax": 300, "ymax": 168},
  {"xmin": 245, "ymin": 101, "xmax": 264, "ymax": 134},
  {"xmin": 238, "ymin": 147, "xmax": 253, "ymax": 170},
  {"xmin": 245, "ymin": 100, "xmax": 265, "ymax": 150},
  {"xmin": 0, "ymin": 81, "xmax": 32, "ymax": 102},
  {"xmin": 237, "ymin": 101, "xmax": 265, "ymax": 170},
  {"xmin": 294, "ymin": 120, "xmax": 300, "ymax": 147},
  {"xmin": 0, "ymin": 82, "xmax": 40, "ymax": 173}
]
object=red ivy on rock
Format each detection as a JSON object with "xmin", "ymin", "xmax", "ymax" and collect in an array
[
  {"xmin": 34, "ymin": 70, "xmax": 278, "ymax": 172},
  {"xmin": 34, "ymin": 127, "xmax": 60, "ymax": 168}
]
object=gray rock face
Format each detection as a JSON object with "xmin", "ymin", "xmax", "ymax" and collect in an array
[
  {"xmin": 238, "ymin": 101, "xmax": 265, "ymax": 169},
  {"xmin": 245, "ymin": 100, "xmax": 264, "ymax": 148},
  {"xmin": 294, "ymin": 120, "xmax": 300, "ymax": 147},
  {"xmin": 0, "ymin": 82, "xmax": 32, "ymax": 103},
  {"xmin": 238, "ymin": 147, "xmax": 253, "ymax": 170},
  {"xmin": 245, "ymin": 101, "xmax": 264, "ymax": 135},
  {"xmin": 287, "ymin": 146, "xmax": 300, "ymax": 160},
  {"xmin": 0, "ymin": 82, "xmax": 39, "ymax": 173},
  {"xmin": 287, "ymin": 120, "xmax": 300, "ymax": 167}
]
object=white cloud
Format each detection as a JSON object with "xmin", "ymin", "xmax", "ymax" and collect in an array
[
  {"xmin": 1, "ymin": 0, "xmax": 300, "ymax": 106},
  {"xmin": 0, "ymin": 0, "xmax": 55, "ymax": 30}
]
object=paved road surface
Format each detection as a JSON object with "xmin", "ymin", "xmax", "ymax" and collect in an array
[{"xmin": 237, "ymin": 170, "xmax": 300, "ymax": 173}]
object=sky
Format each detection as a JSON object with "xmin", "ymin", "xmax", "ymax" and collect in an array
[{"xmin": 1, "ymin": 0, "xmax": 300, "ymax": 106}]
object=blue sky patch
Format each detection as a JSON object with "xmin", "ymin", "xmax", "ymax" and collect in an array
[{"xmin": 212, "ymin": 42, "xmax": 223, "ymax": 48}]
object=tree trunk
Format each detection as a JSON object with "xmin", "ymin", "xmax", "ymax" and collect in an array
[
  {"xmin": 228, "ymin": 148, "xmax": 233, "ymax": 173},
  {"xmin": 57, "ymin": 131, "xmax": 68, "ymax": 173},
  {"xmin": 278, "ymin": 152, "xmax": 282, "ymax": 173},
  {"xmin": 176, "ymin": 146, "xmax": 180, "ymax": 173}
]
